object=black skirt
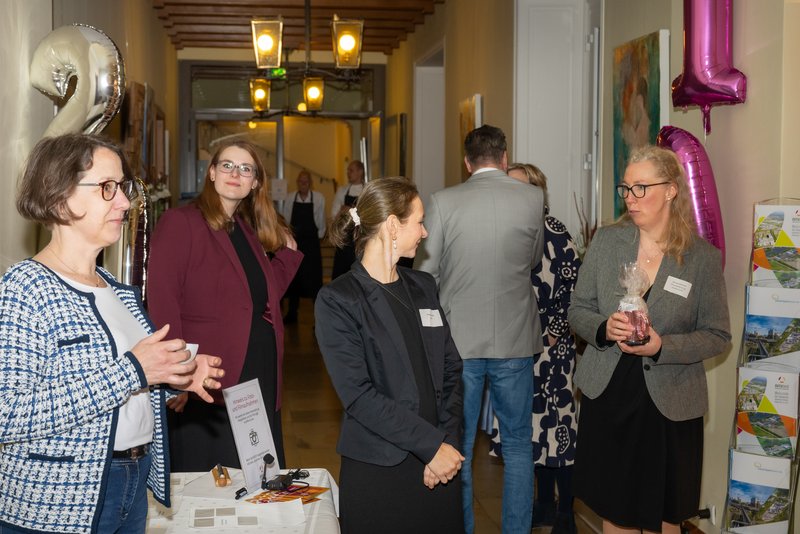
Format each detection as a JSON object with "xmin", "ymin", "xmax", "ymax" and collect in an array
[
  {"xmin": 339, "ymin": 454, "xmax": 463, "ymax": 534},
  {"xmin": 573, "ymin": 354, "xmax": 703, "ymax": 530},
  {"xmin": 167, "ymin": 321, "xmax": 284, "ymax": 471}
]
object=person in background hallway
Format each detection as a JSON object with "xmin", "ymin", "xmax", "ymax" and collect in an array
[
  {"xmin": 489, "ymin": 163, "xmax": 581, "ymax": 534},
  {"xmin": 148, "ymin": 140, "xmax": 302, "ymax": 471},
  {"xmin": 568, "ymin": 145, "xmax": 731, "ymax": 534},
  {"xmin": 282, "ymin": 169, "xmax": 325, "ymax": 324},
  {"xmin": 330, "ymin": 160, "xmax": 365, "ymax": 279},
  {"xmin": 415, "ymin": 125, "xmax": 544, "ymax": 534},
  {"xmin": 0, "ymin": 133, "xmax": 223, "ymax": 534},
  {"xmin": 316, "ymin": 177, "xmax": 465, "ymax": 534}
]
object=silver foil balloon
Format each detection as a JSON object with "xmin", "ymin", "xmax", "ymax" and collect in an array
[
  {"xmin": 30, "ymin": 24, "xmax": 125, "ymax": 137},
  {"xmin": 123, "ymin": 179, "xmax": 149, "ymax": 292}
]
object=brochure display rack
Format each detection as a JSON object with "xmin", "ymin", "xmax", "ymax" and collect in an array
[{"xmin": 724, "ymin": 199, "xmax": 800, "ymax": 534}]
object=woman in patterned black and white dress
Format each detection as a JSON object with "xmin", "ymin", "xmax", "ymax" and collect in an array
[{"xmin": 490, "ymin": 163, "xmax": 581, "ymax": 534}]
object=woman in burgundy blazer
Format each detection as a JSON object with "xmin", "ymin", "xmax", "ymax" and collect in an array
[{"xmin": 147, "ymin": 140, "xmax": 302, "ymax": 471}]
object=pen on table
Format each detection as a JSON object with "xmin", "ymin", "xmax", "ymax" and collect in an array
[{"xmin": 234, "ymin": 487, "xmax": 248, "ymax": 500}]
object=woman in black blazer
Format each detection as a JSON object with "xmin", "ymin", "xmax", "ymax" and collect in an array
[{"xmin": 315, "ymin": 177, "xmax": 465, "ymax": 534}]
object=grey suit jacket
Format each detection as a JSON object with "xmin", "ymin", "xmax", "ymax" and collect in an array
[
  {"xmin": 415, "ymin": 168, "xmax": 545, "ymax": 359},
  {"xmin": 568, "ymin": 223, "xmax": 731, "ymax": 421}
]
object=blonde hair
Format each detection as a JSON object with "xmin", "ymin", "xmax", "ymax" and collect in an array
[
  {"xmin": 195, "ymin": 140, "xmax": 288, "ymax": 252},
  {"xmin": 619, "ymin": 145, "xmax": 697, "ymax": 263},
  {"xmin": 328, "ymin": 177, "xmax": 419, "ymax": 257},
  {"xmin": 508, "ymin": 162, "xmax": 549, "ymax": 208}
]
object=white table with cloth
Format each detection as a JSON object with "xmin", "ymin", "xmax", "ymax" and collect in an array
[{"xmin": 146, "ymin": 468, "xmax": 340, "ymax": 533}]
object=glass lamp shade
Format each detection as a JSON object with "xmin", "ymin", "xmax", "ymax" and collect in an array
[
  {"xmin": 331, "ymin": 18, "xmax": 364, "ymax": 69},
  {"xmin": 303, "ymin": 77, "xmax": 325, "ymax": 111},
  {"xmin": 249, "ymin": 78, "xmax": 271, "ymax": 112},
  {"xmin": 251, "ymin": 19, "xmax": 283, "ymax": 68}
]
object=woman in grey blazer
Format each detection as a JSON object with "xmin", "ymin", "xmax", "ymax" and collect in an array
[
  {"xmin": 568, "ymin": 146, "xmax": 731, "ymax": 534},
  {"xmin": 315, "ymin": 178, "xmax": 465, "ymax": 533}
]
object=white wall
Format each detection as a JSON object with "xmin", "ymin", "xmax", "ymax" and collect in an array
[{"xmin": 0, "ymin": 0, "xmax": 54, "ymax": 270}]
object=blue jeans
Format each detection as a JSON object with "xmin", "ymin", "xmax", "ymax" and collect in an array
[
  {"xmin": 0, "ymin": 454, "xmax": 151, "ymax": 534},
  {"xmin": 462, "ymin": 357, "xmax": 534, "ymax": 534},
  {"xmin": 97, "ymin": 453, "xmax": 152, "ymax": 534}
]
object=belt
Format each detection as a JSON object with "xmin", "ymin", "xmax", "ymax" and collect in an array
[{"xmin": 112, "ymin": 443, "xmax": 150, "ymax": 460}]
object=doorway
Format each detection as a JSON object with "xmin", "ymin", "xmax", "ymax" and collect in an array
[{"xmin": 413, "ymin": 43, "xmax": 445, "ymax": 205}]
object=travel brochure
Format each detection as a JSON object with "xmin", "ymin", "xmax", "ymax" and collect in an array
[
  {"xmin": 725, "ymin": 203, "xmax": 800, "ymax": 533},
  {"xmin": 736, "ymin": 367, "xmax": 798, "ymax": 458},
  {"xmin": 743, "ymin": 286, "xmax": 800, "ymax": 370},
  {"xmin": 245, "ymin": 485, "xmax": 330, "ymax": 506},
  {"xmin": 726, "ymin": 450, "xmax": 792, "ymax": 533},
  {"xmin": 752, "ymin": 203, "xmax": 800, "ymax": 289}
]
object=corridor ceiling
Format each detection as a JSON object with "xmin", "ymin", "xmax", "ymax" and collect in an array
[{"xmin": 152, "ymin": 0, "xmax": 443, "ymax": 54}]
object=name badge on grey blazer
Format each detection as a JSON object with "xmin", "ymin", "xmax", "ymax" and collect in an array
[
  {"xmin": 664, "ymin": 276, "xmax": 692, "ymax": 298},
  {"xmin": 420, "ymin": 309, "xmax": 443, "ymax": 327}
]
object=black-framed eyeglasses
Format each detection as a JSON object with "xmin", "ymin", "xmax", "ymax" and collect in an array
[
  {"xmin": 76, "ymin": 179, "xmax": 136, "ymax": 201},
  {"xmin": 616, "ymin": 181, "xmax": 670, "ymax": 199},
  {"xmin": 216, "ymin": 160, "xmax": 256, "ymax": 178}
]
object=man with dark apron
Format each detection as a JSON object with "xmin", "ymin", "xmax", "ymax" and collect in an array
[
  {"xmin": 330, "ymin": 160, "xmax": 365, "ymax": 279},
  {"xmin": 282, "ymin": 170, "xmax": 325, "ymax": 323}
]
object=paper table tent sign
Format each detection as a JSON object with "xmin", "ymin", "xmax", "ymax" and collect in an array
[{"xmin": 223, "ymin": 379, "xmax": 280, "ymax": 493}]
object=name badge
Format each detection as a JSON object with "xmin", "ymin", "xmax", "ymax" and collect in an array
[
  {"xmin": 664, "ymin": 275, "xmax": 692, "ymax": 298},
  {"xmin": 420, "ymin": 309, "xmax": 443, "ymax": 327}
]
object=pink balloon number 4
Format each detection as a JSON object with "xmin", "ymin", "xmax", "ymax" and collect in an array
[{"xmin": 671, "ymin": 0, "xmax": 746, "ymax": 135}]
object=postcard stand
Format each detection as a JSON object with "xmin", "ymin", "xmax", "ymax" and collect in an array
[{"xmin": 722, "ymin": 199, "xmax": 800, "ymax": 534}]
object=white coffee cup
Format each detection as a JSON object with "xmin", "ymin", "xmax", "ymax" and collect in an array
[{"xmin": 182, "ymin": 343, "xmax": 199, "ymax": 364}]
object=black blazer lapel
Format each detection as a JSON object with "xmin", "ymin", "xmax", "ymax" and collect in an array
[{"xmin": 353, "ymin": 268, "xmax": 415, "ymax": 383}]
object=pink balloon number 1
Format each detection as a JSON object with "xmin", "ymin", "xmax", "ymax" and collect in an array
[{"xmin": 671, "ymin": 0, "xmax": 746, "ymax": 135}]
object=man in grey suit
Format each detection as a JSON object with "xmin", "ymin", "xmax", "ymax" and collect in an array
[{"xmin": 415, "ymin": 125, "xmax": 544, "ymax": 534}]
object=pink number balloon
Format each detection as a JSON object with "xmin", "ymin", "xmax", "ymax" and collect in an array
[
  {"xmin": 657, "ymin": 126, "xmax": 726, "ymax": 268},
  {"xmin": 671, "ymin": 0, "xmax": 746, "ymax": 135}
]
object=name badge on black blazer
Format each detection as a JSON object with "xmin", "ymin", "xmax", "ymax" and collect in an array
[{"xmin": 420, "ymin": 309, "xmax": 443, "ymax": 327}]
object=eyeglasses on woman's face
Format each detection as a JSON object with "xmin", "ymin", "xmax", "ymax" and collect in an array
[
  {"xmin": 76, "ymin": 179, "xmax": 136, "ymax": 201},
  {"xmin": 615, "ymin": 181, "xmax": 670, "ymax": 199},
  {"xmin": 216, "ymin": 160, "xmax": 256, "ymax": 178}
]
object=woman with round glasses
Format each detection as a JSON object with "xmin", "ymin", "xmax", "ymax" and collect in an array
[
  {"xmin": 567, "ymin": 145, "xmax": 731, "ymax": 534},
  {"xmin": 148, "ymin": 140, "xmax": 302, "ymax": 471},
  {"xmin": 0, "ymin": 133, "xmax": 224, "ymax": 534}
]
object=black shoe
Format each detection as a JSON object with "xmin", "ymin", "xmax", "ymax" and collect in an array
[
  {"xmin": 531, "ymin": 500, "xmax": 556, "ymax": 527},
  {"xmin": 550, "ymin": 512, "xmax": 577, "ymax": 534}
]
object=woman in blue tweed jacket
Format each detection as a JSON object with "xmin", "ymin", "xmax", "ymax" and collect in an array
[{"xmin": 0, "ymin": 134, "xmax": 224, "ymax": 534}]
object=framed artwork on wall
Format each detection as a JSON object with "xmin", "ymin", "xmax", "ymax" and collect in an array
[
  {"xmin": 612, "ymin": 29, "xmax": 669, "ymax": 217},
  {"xmin": 459, "ymin": 93, "xmax": 483, "ymax": 182}
]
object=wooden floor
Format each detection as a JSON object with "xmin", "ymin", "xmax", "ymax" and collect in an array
[{"xmin": 280, "ymin": 298, "xmax": 602, "ymax": 533}]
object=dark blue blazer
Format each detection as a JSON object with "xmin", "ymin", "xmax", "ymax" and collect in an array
[{"xmin": 315, "ymin": 262, "xmax": 463, "ymax": 466}]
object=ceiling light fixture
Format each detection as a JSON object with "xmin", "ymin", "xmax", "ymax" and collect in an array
[
  {"xmin": 249, "ymin": 78, "xmax": 271, "ymax": 112},
  {"xmin": 303, "ymin": 77, "xmax": 324, "ymax": 111},
  {"xmin": 331, "ymin": 15, "xmax": 364, "ymax": 69},
  {"xmin": 251, "ymin": 19, "xmax": 283, "ymax": 69}
]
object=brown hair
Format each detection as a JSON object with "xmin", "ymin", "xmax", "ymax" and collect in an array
[
  {"xmin": 619, "ymin": 145, "xmax": 697, "ymax": 263},
  {"xmin": 464, "ymin": 125, "xmax": 506, "ymax": 168},
  {"xmin": 508, "ymin": 162, "xmax": 549, "ymax": 208},
  {"xmin": 195, "ymin": 140, "xmax": 288, "ymax": 252},
  {"xmin": 17, "ymin": 133, "xmax": 132, "ymax": 227},
  {"xmin": 328, "ymin": 177, "xmax": 419, "ymax": 257}
]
